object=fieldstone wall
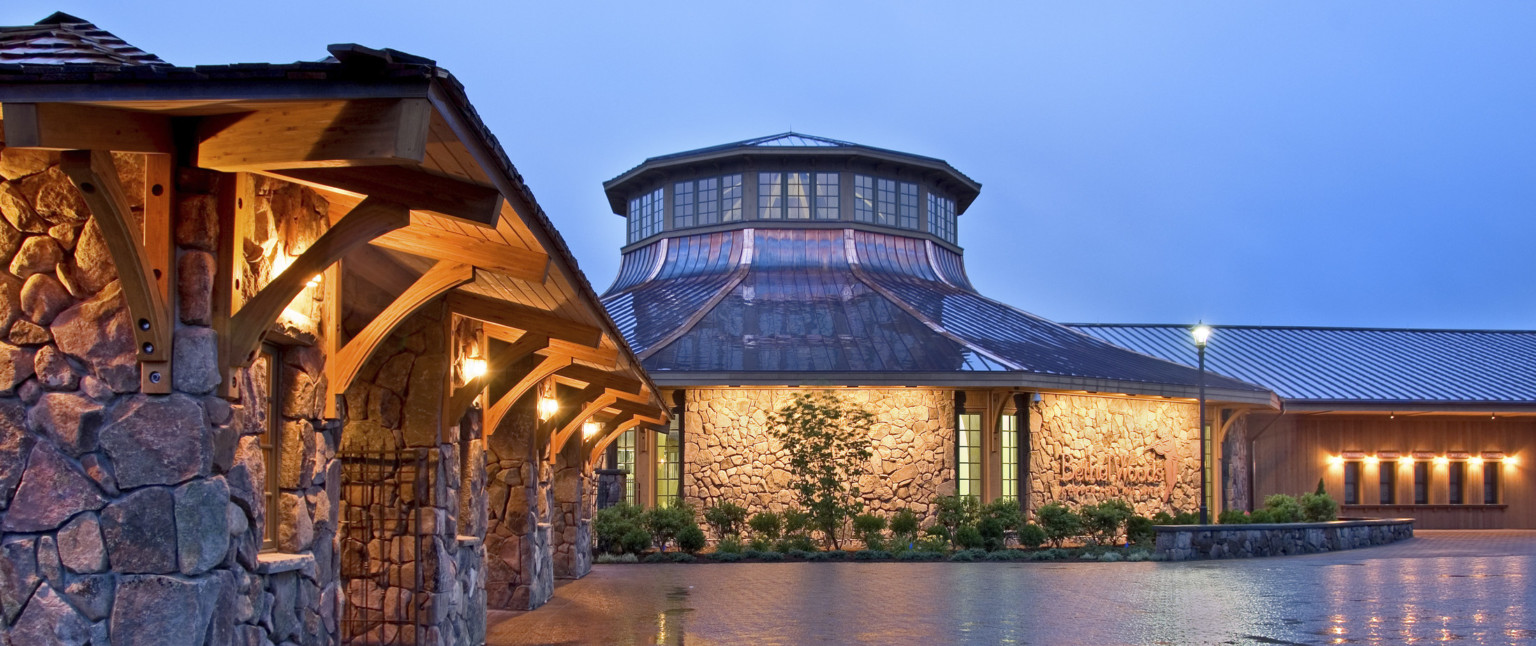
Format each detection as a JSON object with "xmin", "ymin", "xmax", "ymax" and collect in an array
[
  {"xmin": 0, "ymin": 150, "xmax": 343, "ymax": 646},
  {"xmin": 1031, "ymin": 394, "xmax": 1201, "ymax": 518},
  {"xmin": 1155, "ymin": 518, "xmax": 1414, "ymax": 560},
  {"xmin": 483, "ymin": 396, "xmax": 554, "ymax": 611},
  {"xmin": 338, "ymin": 303, "xmax": 487, "ymax": 644},
  {"xmin": 1221, "ymin": 413, "xmax": 1251, "ymax": 512},
  {"xmin": 683, "ymin": 388, "xmax": 955, "ymax": 524}
]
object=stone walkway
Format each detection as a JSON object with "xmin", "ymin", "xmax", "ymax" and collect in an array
[{"xmin": 485, "ymin": 531, "xmax": 1536, "ymax": 645}]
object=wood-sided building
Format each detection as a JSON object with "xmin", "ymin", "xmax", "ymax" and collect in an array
[
  {"xmin": 0, "ymin": 12, "xmax": 665, "ymax": 646},
  {"xmin": 1075, "ymin": 324, "xmax": 1536, "ymax": 529}
]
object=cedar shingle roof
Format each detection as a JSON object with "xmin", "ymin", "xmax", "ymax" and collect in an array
[{"xmin": 0, "ymin": 12, "xmax": 167, "ymax": 66}]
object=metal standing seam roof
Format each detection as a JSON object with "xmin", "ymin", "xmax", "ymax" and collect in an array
[
  {"xmin": 601, "ymin": 227, "xmax": 1271, "ymax": 402},
  {"xmin": 1069, "ymin": 324, "xmax": 1536, "ymax": 407}
]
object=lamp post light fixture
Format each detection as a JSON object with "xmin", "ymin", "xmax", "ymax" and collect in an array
[{"xmin": 1191, "ymin": 322, "xmax": 1212, "ymax": 525}]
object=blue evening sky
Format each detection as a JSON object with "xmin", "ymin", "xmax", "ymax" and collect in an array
[{"xmin": 12, "ymin": 2, "xmax": 1534, "ymax": 330}]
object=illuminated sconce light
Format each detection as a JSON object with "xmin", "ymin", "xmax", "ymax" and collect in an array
[
  {"xmin": 1363, "ymin": 456, "xmax": 1380, "ymax": 467},
  {"xmin": 1433, "ymin": 456, "xmax": 1449, "ymax": 467},
  {"xmin": 307, "ymin": 274, "xmax": 322, "ymax": 289},
  {"xmin": 1396, "ymin": 456, "xmax": 1413, "ymax": 467},
  {"xmin": 1504, "ymin": 455, "xmax": 1519, "ymax": 466},
  {"xmin": 1327, "ymin": 455, "xmax": 1344, "ymax": 466},
  {"xmin": 1469, "ymin": 457, "xmax": 1484, "ymax": 467},
  {"xmin": 538, "ymin": 397, "xmax": 559, "ymax": 420},
  {"xmin": 583, "ymin": 421, "xmax": 601, "ymax": 439},
  {"xmin": 463, "ymin": 357, "xmax": 487, "ymax": 380}
]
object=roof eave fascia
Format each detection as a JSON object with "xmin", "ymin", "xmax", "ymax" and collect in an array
[
  {"xmin": 423, "ymin": 77, "xmax": 668, "ymax": 415},
  {"xmin": 1279, "ymin": 399, "xmax": 1536, "ymax": 413},
  {"xmin": 602, "ymin": 147, "xmax": 981, "ymax": 215},
  {"xmin": 0, "ymin": 76, "xmax": 432, "ymax": 104},
  {"xmin": 643, "ymin": 371, "xmax": 1276, "ymax": 407}
]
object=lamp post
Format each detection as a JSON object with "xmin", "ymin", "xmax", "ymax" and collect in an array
[{"xmin": 1191, "ymin": 322, "xmax": 1212, "ymax": 525}]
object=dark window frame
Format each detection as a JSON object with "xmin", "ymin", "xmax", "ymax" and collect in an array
[
  {"xmin": 1413, "ymin": 461, "xmax": 1429, "ymax": 505},
  {"xmin": 257, "ymin": 345, "xmax": 280, "ymax": 551},
  {"xmin": 1484, "ymin": 462, "xmax": 1500, "ymax": 504},
  {"xmin": 1448, "ymin": 461, "xmax": 1465, "ymax": 505},
  {"xmin": 1379, "ymin": 462, "xmax": 1396, "ymax": 505}
]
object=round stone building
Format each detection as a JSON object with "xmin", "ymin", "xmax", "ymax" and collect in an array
[{"xmin": 597, "ymin": 133, "xmax": 1274, "ymax": 524}]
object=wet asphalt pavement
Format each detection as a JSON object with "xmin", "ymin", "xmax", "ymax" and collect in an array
[{"xmin": 485, "ymin": 531, "xmax": 1536, "ymax": 645}]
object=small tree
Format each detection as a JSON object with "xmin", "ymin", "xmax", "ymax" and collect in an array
[
  {"xmin": 748, "ymin": 511, "xmax": 783, "ymax": 541},
  {"xmin": 933, "ymin": 494, "xmax": 979, "ymax": 548},
  {"xmin": 703, "ymin": 502, "xmax": 750, "ymax": 540},
  {"xmin": 889, "ymin": 508, "xmax": 921, "ymax": 550},
  {"xmin": 644, "ymin": 501, "xmax": 696, "ymax": 552},
  {"xmin": 767, "ymin": 393, "xmax": 875, "ymax": 549},
  {"xmin": 852, "ymin": 513, "xmax": 888, "ymax": 551}
]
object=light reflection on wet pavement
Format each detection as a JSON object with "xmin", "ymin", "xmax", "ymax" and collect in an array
[{"xmin": 485, "ymin": 531, "xmax": 1536, "ymax": 645}]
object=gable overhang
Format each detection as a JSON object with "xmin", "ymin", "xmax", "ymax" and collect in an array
[{"xmin": 643, "ymin": 370, "xmax": 1279, "ymax": 408}]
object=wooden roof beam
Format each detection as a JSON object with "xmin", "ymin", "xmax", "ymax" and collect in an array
[
  {"xmin": 195, "ymin": 98, "xmax": 430, "ymax": 171},
  {"xmin": 270, "ymin": 166, "xmax": 503, "ymax": 228},
  {"xmin": 4, "ymin": 103, "xmax": 173, "ymax": 153},
  {"xmin": 555, "ymin": 364, "xmax": 649, "ymax": 404},
  {"xmin": 547, "ymin": 391, "xmax": 621, "ymax": 464},
  {"xmin": 447, "ymin": 291, "xmax": 602, "ymax": 348},
  {"xmin": 372, "ymin": 223, "xmax": 548, "ymax": 283},
  {"xmin": 327, "ymin": 261, "xmax": 473, "ymax": 417},
  {"xmin": 227, "ymin": 197, "xmax": 409, "ymax": 368},
  {"xmin": 484, "ymin": 323, "xmax": 616, "ymax": 367}
]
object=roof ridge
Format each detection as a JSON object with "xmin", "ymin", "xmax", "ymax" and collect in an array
[{"xmin": 1066, "ymin": 323, "xmax": 1536, "ymax": 335}]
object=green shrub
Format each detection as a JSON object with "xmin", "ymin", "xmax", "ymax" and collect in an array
[
  {"xmin": 934, "ymin": 495, "xmax": 980, "ymax": 546},
  {"xmin": 712, "ymin": 552, "xmax": 743, "ymax": 563},
  {"xmin": 756, "ymin": 551, "xmax": 784, "ymax": 562},
  {"xmin": 593, "ymin": 503, "xmax": 647, "ymax": 554},
  {"xmin": 853, "ymin": 550, "xmax": 892, "ymax": 561},
  {"xmin": 748, "ymin": 511, "xmax": 783, "ymax": 541},
  {"xmin": 775, "ymin": 534, "xmax": 818, "ymax": 553},
  {"xmin": 896, "ymin": 550, "xmax": 943, "ymax": 561},
  {"xmin": 1036, "ymin": 502, "xmax": 1081, "ymax": 547},
  {"xmin": 976, "ymin": 516, "xmax": 1007, "ymax": 551},
  {"xmin": 889, "ymin": 508, "xmax": 921, "ymax": 537},
  {"xmin": 1081, "ymin": 499, "xmax": 1135, "ymax": 545},
  {"xmin": 954, "ymin": 525, "xmax": 985, "ymax": 550},
  {"xmin": 644, "ymin": 502, "xmax": 696, "ymax": 551},
  {"xmin": 716, "ymin": 535, "xmax": 744, "ymax": 554},
  {"xmin": 1248, "ymin": 508, "xmax": 1274, "ymax": 524},
  {"xmin": 786, "ymin": 549, "xmax": 814, "ymax": 560},
  {"xmin": 949, "ymin": 548, "xmax": 986, "ymax": 562},
  {"xmin": 852, "ymin": 513, "xmax": 888, "ymax": 551},
  {"xmin": 1263, "ymin": 494, "xmax": 1303, "ymax": 523},
  {"xmin": 1016, "ymin": 523, "xmax": 1047, "ymax": 550},
  {"xmin": 916, "ymin": 531, "xmax": 950, "ymax": 553},
  {"xmin": 1099, "ymin": 551, "xmax": 1124, "ymax": 562},
  {"xmin": 748, "ymin": 537, "xmax": 774, "ymax": 552},
  {"xmin": 981, "ymin": 499, "xmax": 1023, "ymax": 532},
  {"xmin": 594, "ymin": 553, "xmax": 638, "ymax": 564},
  {"xmin": 1125, "ymin": 515, "xmax": 1155, "ymax": 546},
  {"xmin": 703, "ymin": 502, "xmax": 750, "ymax": 540},
  {"xmin": 1173, "ymin": 511, "xmax": 1200, "ymax": 525},
  {"xmin": 677, "ymin": 525, "xmax": 707, "ymax": 554},
  {"xmin": 1218, "ymin": 509, "xmax": 1251, "ymax": 525},
  {"xmin": 1300, "ymin": 491, "xmax": 1339, "ymax": 523},
  {"xmin": 642, "ymin": 552, "xmax": 669, "ymax": 563}
]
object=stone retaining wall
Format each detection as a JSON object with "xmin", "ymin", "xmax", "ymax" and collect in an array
[{"xmin": 1154, "ymin": 518, "xmax": 1415, "ymax": 561}]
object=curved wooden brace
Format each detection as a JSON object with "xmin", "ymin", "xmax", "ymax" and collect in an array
[
  {"xmin": 584, "ymin": 415, "xmax": 642, "ymax": 471},
  {"xmin": 483, "ymin": 354, "xmax": 570, "ymax": 437},
  {"xmin": 59, "ymin": 150, "xmax": 173, "ymax": 391},
  {"xmin": 229, "ymin": 196, "xmax": 410, "ymax": 368},
  {"xmin": 326, "ymin": 260, "xmax": 474, "ymax": 416},
  {"xmin": 547, "ymin": 392, "xmax": 619, "ymax": 464}
]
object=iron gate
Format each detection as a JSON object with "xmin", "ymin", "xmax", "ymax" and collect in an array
[{"xmin": 339, "ymin": 448, "xmax": 436, "ymax": 646}]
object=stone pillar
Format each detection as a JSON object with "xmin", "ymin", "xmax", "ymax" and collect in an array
[
  {"xmin": 482, "ymin": 395, "xmax": 553, "ymax": 610},
  {"xmin": 552, "ymin": 436, "xmax": 591, "ymax": 580},
  {"xmin": 1221, "ymin": 413, "xmax": 1251, "ymax": 512}
]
